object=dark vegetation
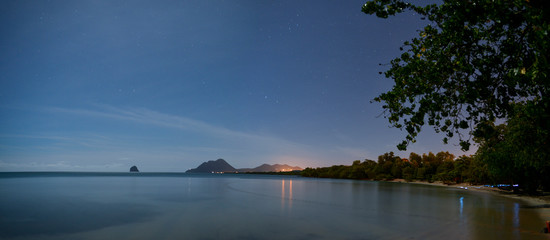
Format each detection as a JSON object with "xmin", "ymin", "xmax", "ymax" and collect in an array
[
  {"xmin": 362, "ymin": 0, "xmax": 550, "ymax": 193},
  {"xmin": 301, "ymin": 151, "xmax": 489, "ymax": 185}
]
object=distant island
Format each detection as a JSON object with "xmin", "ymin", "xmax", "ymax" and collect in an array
[
  {"xmin": 186, "ymin": 159, "xmax": 237, "ymax": 173},
  {"xmin": 129, "ymin": 166, "xmax": 139, "ymax": 172},
  {"xmin": 185, "ymin": 159, "xmax": 302, "ymax": 173}
]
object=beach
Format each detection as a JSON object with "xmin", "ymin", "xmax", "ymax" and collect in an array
[{"xmin": 389, "ymin": 179, "xmax": 550, "ymax": 229}]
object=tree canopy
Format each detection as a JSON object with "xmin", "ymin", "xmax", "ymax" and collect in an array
[
  {"xmin": 474, "ymin": 102, "xmax": 550, "ymax": 192},
  {"xmin": 362, "ymin": 0, "xmax": 549, "ymax": 151},
  {"xmin": 301, "ymin": 151, "xmax": 484, "ymax": 185}
]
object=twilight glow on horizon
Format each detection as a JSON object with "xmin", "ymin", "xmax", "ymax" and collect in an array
[{"xmin": 0, "ymin": 0, "xmax": 472, "ymax": 172}]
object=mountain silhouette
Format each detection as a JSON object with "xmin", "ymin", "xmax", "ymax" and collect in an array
[
  {"xmin": 238, "ymin": 164, "xmax": 302, "ymax": 172},
  {"xmin": 186, "ymin": 159, "xmax": 237, "ymax": 173}
]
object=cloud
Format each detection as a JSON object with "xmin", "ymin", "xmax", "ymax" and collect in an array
[
  {"xmin": 42, "ymin": 105, "xmax": 326, "ymax": 167},
  {"xmin": 48, "ymin": 105, "xmax": 295, "ymax": 147},
  {"xmin": 0, "ymin": 105, "xmax": 360, "ymax": 171},
  {"xmin": 0, "ymin": 159, "xmax": 125, "ymax": 171}
]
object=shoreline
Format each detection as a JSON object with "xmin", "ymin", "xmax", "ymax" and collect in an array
[{"xmin": 388, "ymin": 179, "xmax": 550, "ymax": 222}]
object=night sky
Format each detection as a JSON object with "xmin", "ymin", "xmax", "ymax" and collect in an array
[{"xmin": 0, "ymin": 0, "xmax": 473, "ymax": 172}]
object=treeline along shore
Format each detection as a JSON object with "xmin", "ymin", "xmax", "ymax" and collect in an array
[
  {"xmin": 301, "ymin": 151, "xmax": 490, "ymax": 187},
  {"xmin": 239, "ymin": 149, "xmax": 548, "ymax": 195}
]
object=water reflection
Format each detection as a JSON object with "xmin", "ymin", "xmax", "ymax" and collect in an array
[
  {"xmin": 460, "ymin": 196, "xmax": 464, "ymax": 217},
  {"xmin": 513, "ymin": 202, "xmax": 520, "ymax": 238},
  {"xmin": 281, "ymin": 179, "xmax": 293, "ymax": 211},
  {"xmin": 1, "ymin": 174, "xmax": 547, "ymax": 240},
  {"xmin": 281, "ymin": 179, "xmax": 284, "ymax": 209}
]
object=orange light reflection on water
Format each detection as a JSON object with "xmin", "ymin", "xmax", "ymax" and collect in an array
[{"xmin": 281, "ymin": 179, "xmax": 293, "ymax": 211}]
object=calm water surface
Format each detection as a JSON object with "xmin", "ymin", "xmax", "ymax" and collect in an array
[{"xmin": 0, "ymin": 173, "xmax": 547, "ymax": 240}]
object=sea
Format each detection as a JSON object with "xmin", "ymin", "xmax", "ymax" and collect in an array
[{"xmin": 0, "ymin": 172, "xmax": 547, "ymax": 240}]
